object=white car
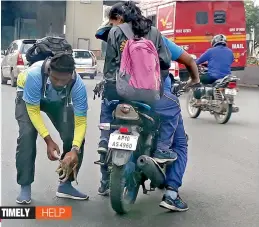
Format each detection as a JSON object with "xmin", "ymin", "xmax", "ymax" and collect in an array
[
  {"xmin": 1, "ymin": 39, "xmax": 36, "ymax": 87},
  {"xmin": 73, "ymin": 49, "xmax": 97, "ymax": 79},
  {"xmin": 1, "ymin": 55, "xmax": 4, "ymax": 64}
]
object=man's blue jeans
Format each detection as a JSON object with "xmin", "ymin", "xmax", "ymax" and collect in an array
[{"xmin": 99, "ymin": 92, "xmax": 188, "ymax": 191}]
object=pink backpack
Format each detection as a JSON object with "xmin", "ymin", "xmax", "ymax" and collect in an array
[{"xmin": 116, "ymin": 23, "xmax": 161, "ymax": 105}]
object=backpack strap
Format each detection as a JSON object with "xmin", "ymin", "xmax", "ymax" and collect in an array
[
  {"xmin": 63, "ymin": 71, "xmax": 77, "ymax": 123},
  {"xmin": 118, "ymin": 23, "xmax": 134, "ymax": 40},
  {"xmin": 66, "ymin": 71, "xmax": 77, "ymax": 106},
  {"xmin": 41, "ymin": 57, "xmax": 51, "ymax": 98},
  {"xmin": 68, "ymin": 71, "xmax": 77, "ymax": 93}
]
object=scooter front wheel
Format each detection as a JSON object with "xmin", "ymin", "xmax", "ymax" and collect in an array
[{"xmin": 186, "ymin": 90, "xmax": 201, "ymax": 118}]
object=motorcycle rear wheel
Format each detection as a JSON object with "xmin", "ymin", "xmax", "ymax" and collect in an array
[
  {"xmin": 110, "ymin": 164, "xmax": 140, "ymax": 214},
  {"xmin": 187, "ymin": 90, "xmax": 201, "ymax": 118},
  {"xmin": 214, "ymin": 103, "xmax": 232, "ymax": 124}
]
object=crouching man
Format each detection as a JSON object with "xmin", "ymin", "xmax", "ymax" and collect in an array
[{"xmin": 15, "ymin": 53, "xmax": 89, "ymax": 204}]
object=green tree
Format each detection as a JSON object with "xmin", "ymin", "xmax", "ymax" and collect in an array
[{"xmin": 245, "ymin": 0, "xmax": 259, "ymax": 48}]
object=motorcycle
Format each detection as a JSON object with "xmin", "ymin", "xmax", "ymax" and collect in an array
[
  {"xmin": 97, "ymin": 101, "xmax": 167, "ymax": 214},
  {"xmin": 186, "ymin": 65, "xmax": 239, "ymax": 124},
  {"xmin": 94, "ymin": 81, "xmax": 186, "ymax": 214}
]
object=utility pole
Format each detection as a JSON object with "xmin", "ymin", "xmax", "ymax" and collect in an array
[{"xmin": 251, "ymin": 27, "xmax": 255, "ymax": 56}]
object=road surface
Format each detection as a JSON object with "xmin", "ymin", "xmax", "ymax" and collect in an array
[{"xmin": 1, "ymin": 77, "xmax": 259, "ymax": 227}]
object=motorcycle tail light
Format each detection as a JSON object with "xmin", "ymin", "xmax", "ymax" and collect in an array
[
  {"xmin": 119, "ymin": 127, "xmax": 130, "ymax": 134},
  {"xmin": 174, "ymin": 69, "xmax": 179, "ymax": 78},
  {"xmin": 227, "ymin": 82, "xmax": 237, "ymax": 89}
]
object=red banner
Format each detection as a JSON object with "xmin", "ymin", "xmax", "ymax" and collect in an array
[{"xmin": 157, "ymin": 3, "xmax": 175, "ymax": 33}]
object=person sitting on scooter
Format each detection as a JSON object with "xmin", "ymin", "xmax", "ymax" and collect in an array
[
  {"xmin": 157, "ymin": 36, "xmax": 200, "ymax": 211},
  {"xmin": 95, "ymin": 2, "xmax": 199, "ymax": 211},
  {"xmin": 196, "ymin": 34, "xmax": 234, "ymax": 84}
]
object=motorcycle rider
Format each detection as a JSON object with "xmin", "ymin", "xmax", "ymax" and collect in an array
[
  {"xmin": 157, "ymin": 36, "xmax": 199, "ymax": 211},
  {"xmin": 95, "ymin": 1, "xmax": 199, "ymax": 211},
  {"xmin": 196, "ymin": 34, "xmax": 234, "ymax": 84}
]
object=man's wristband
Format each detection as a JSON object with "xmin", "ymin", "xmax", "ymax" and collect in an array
[{"xmin": 72, "ymin": 145, "xmax": 80, "ymax": 154}]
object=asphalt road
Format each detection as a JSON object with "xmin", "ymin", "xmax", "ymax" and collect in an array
[{"xmin": 1, "ymin": 77, "xmax": 259, "ymax": 227}]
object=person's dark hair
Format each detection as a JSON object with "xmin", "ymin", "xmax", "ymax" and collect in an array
[
  {"xmin": 50, "ymin": 53, "xmax": 75, "ymax": 73},
  {"xmin": 109, "ymin": 1, "xmax": 152, "ymax": 37}
]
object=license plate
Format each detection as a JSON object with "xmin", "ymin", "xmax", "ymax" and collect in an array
[
  {"xmin": 108, "ymin": 133, "xmax": 138, "ymax": 151},
  {"xmin": 85, "ymin": 69, "xmax": 95, "ymax": 74},
  {"xmin": 76, "ymin": 68, "xmax": 86, "ymax": 73},
  {"xmin": 225, "ymin": 88, "xmax": 237, "ymax": 95}
]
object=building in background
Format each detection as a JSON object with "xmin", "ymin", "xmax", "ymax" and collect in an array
[
  {"xmin": 1, "ymin": 0, "xmax": 138, "ymax": 57},
  {"xmin": 65, "ymin": 0, "xmax": 103, "ymax": 58},
  {"xmin": 100, "ymin": 5, "xmax": 112, "ymax": 58},
  {"xmin": 1, "ymin": 1, "xmax": 121, "ymax": 58},
  {"xmin": 1, "ymin": 1, "xmax": 66, "ymax": 49}
]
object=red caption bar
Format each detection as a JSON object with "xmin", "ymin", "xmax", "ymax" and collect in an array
[{"xmin": 36, "ymin": 206, "xmax": 72, "ymax": 220}]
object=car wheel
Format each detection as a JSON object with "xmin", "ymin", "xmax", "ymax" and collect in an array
[
  {"xmin": 91, "ymin": 71, "xmax": 97, "ymax": 80},
  {"xmin": 10, "ymin": 70, "xmax": 17, "ymax": 87},
  {"xmin": 1, "ymin": 69, "xmax": 8, "ymax": 85}
]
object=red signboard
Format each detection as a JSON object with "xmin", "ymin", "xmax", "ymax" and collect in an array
[{"xmin": 157, "ymin": 3, "xmax": 175, "ymax": 33}]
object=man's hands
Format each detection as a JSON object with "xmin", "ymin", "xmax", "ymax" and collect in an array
[
  {"xmin": 93, "ymin": 80, "xmax": 105, "ymax": 100},
  {"xmin": 56, "ymin": 149, "xmax": 79, "ymax": 184},
  {"xmin": 62, "ymin": 150, "xmax": 79, "ymax": 168},
  {"xmin": 44, "ymin": 135, "xmax": 79, "ymax": 183},
  {"xmin": 44, "ymin": 135, "xmax": 60, "ymax": 161}
]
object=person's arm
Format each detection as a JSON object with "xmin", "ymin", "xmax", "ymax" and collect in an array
[
  {"xmin": 23, "ymin": 69, "xmax": 50, "ymax": 138},
  {"xmin": 177, "ymin": 51, "xmax": 200, "ymax": 84},
  {"xmin": 163, "ymin": 37, "xmax": 200, "ymax": 84},
  {"xmin": 103, "ymin": 27, "xmax": 120, "ymax": 82},
  {"xmin": 26, "ymin": 104, "xmax": 49, "ymax": 138},
  {"xmin": 71, "ymin": 77, "xmax": 88, "ymax": 148},
  {"xmin": 162, "ymin": 36, "xmax": 183, "ymax": 62},
  {"xmin": 196, "ymin": 50, "xmax": 211, "ymax": 65},
  {"xmin": 23, "ymin": 66, "xmax": 60, "ymax": 161},
  {"xmin": 26, "ymin": 103, "xmax": 59, "ymax": 160}
]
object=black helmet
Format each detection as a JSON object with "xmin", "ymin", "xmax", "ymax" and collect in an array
[{"xmin": 211, "ymin": 34, "xmax": 227, "ymax": 47}]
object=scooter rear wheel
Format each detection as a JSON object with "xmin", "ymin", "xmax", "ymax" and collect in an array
[
  {"xmin": 110, "ymin": 164, "xmax": 140, "ymax": 214},
  {"xmin": 214, "ymin": 103, "xmax": 232, "ymax": 124}
]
